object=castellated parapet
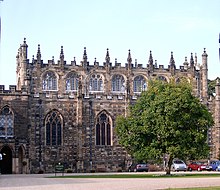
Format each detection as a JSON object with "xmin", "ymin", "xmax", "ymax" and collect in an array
[{"xmin": 14, "ymin": 39, "xmax": 203, "ymax": 98}]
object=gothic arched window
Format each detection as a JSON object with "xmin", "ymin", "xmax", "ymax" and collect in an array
[
  {"xmin": 96, "ymin": 112, "xmax": 112, "ymax": 146},
  {"xmin": 111, "ymin": 74, "xmax": 125, "ymax": 92},
  {"xmin": 158, "ymin": 76, "xmax": 168, "ymax": 82},
  {"xmin": 42, "ymin": 71, "xmax": 57, "ymax": 91},
  {"xmin": 66, "ymin": 72, "xmax": 79, "ymax": 91},
  {"xmin": 0, "ymin": 106, "xmax": 14, "ymax": 137},
  {"xmin": 89, "ymin": 74, "xmax": 104, "ymax": 92},
  {"xmin": 45, "ymin": 110, "xmax": 63, "ymax": 146},
  {"xmin": 133, "ymin": 75, "xmax": 147, "ymax": 93}
]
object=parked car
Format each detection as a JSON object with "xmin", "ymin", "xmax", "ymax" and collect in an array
[
  {"xmin": 187, "ymin": 162, "xmax": 201, "ymax": 171},
  {"xmin": 187, "ymin": 161, "xmax": 212, "ymax": 171},
  {"xmin": 216, "ymin": 165, "xmax": 220, "ymax": 171},
  {"xmin": 128, "ymin": 163, "xmax": 149, "ymax": 172},
  {"xmin": 210, "ymin": 160, "xmax": 220, "ymax": 171},
  {"xmin": 171, "ymin": 159, "xmax": 187, "ymax": 172}
]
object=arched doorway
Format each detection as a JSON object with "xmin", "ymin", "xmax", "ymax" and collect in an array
[{"xmin": 0, "ymin": 146, "xmax": 12, "ymax": 174}]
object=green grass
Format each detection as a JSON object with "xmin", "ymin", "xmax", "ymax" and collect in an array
[
  {"xmin": 49, "ymin": 173, "xmax": 220, "ymax": 189},
  {"xmin": 49, "ymin": 173, "xmax": 220, "ymax": 178}
]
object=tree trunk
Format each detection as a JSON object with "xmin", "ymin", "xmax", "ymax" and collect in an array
[{"xmin": 165, "ymin": 156, "xmax": 173, "ymax": 175}]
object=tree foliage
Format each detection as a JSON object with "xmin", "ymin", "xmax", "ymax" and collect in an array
[
  {"xmin": 116, "ymin": 79, "xmax": 214, "ymax": 174},
  {"xmin": 208, "ymin": 78, "xmax": 217, "ymax": 97}
]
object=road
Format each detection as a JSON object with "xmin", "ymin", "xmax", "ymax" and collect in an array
[{"xmin": 0, "ymin": 172, "xmax": 220, "ymax": 190}]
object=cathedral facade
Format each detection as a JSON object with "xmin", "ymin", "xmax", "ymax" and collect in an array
[{"xmin": 0, "ymin": 38, "xmax": 219, "ymax": 174}]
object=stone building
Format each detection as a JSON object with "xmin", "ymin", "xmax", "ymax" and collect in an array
[{"xmin": 0, "ymin": 38, "xmax": 219, "ymax": 174}]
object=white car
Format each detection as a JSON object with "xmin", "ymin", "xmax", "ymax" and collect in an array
[
  {"xmin": 172, "ymin": 159, "xmax": 187, "ymax": 171},
  {"xmin": 216, "ymin": 165, "xmax": 220, "ymax": 171}
]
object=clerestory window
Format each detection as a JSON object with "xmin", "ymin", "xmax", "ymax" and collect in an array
[
  {"xmin": 133, "ymin": 75, "xmax": 147, "ymax": 93},
  {"xmin": 66, "ymin": 72, "xmax": 79, "ymax": 91},
  {"xmin": 111, "ymin": 74, "xmax": 125, "ymax": 92},
  {"xmin": 45, "ymin": 110, "xmax": 63, "ymax": 146},
  {"xmin": 89, "ymin": 74, "xmax": 103, "ymax": 92},
  {"xmin": 42, "ymin": 71, "xmax": 57, "ymax": 91},
  {"xmin": 0, "ymin": 106, "xmax": 14, "ymax": 138}
]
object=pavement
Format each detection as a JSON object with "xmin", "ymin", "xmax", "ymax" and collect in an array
[{"xmin": 1, "ymin": 172, "xmax": 220, "ymax": 190}]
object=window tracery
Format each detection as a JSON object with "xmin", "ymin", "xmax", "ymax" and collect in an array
[
  {"xmin": 111, "ymin": 74, "xmax": 125, "ymax": 92},
  {"xmin": 45, "ymin": 110, "xmax": 62, "ymax": 146},
  {"xmin": 89, "ymin": 74, "xmax": 103, "ymax": 92},
  {"xmin": 133, "ymin": 75, "xmax": 147, "ymax": 92},
  {"xmin": 66, "ymin": 72, "xmax": 79, "ymax": 91},
  {"xmin": 96, "ymin": 112, "xmax": 112, "ymax": 146},
  {"xmin": 0, "ymin": 106, "xmax": 14, "ymax": 138},
  {"xmin": 42, "ymin": 71, "xmax": 57, "ymax": 91}
]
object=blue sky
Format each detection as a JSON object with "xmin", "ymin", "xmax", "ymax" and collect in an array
[{"xmin": 0, "ymin": 0, "xmax": 220, "ymax": 88}]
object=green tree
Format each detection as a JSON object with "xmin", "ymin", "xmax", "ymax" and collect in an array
[
  {"xmin": 116, "ymin": 79, "xmax": 214, "ymax": 175},
  {"xmin": 208, "ymin": 78, "xmax": 217, "ymax": 97}
]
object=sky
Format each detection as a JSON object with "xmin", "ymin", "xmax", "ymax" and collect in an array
[{"xmin": 0, "ymin": 0, "xmax": 220, "ymax": 88}]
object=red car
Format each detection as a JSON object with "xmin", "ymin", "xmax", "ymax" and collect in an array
[{"xmin": 187, "ymin": 161, "xmax": 212, "ymax": 171}]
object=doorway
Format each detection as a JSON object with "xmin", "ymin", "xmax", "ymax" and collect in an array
[{"xmin": 0, "ymin": 146, "xmax": 12, "ymax": 174}]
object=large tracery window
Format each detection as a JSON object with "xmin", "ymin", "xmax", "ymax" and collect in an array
[
  {"xmin": 133, "ymin": 75, "xmax": 147, "ymax": 93},
  {"xmin": 66, "ymin": 72, "xmax": 79, "ymax": 91},
  {"xmin": 0, "ymin": 106, "xmax": 14, "ymax": 138},
  {"xmin": 111, "ymin": 74, "xmax": 125, "ymax": 92},
  {"xmin": 89, "ymin": 74, "xmax": 103, "ymax": 92},
  {"xmin": 96, "ymin": 112, "xmax": 112, "ymax": 146},
  {"xmin": 42, "ymin": 71, "xmax": 57, "ymax": 91},
  {"xmin": 45, "ymin": 110, "xmax": 62, "ymax": 146}
]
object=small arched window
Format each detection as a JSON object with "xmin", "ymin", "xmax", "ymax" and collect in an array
[
  {"xmin": 42, "ymin": 71, "xmax": 57, "ymax": 91},
  {"xmin": 89, "ymin": 74, "xmax": 104, "ymax": 92},
  {"xmin": 0, "ymin": 106, "xmax": 14, "ymax": 137},
  {"xmin": 133, "ymin": 75, "xmax": 147, "ymax": 93},
  {"xmin": 176, "ymin": 78, "xmax": 180, "ymax": 84},
  {"xmin": 66, "ymin": 72, "xmax": 79, "ymax": 91},
  {"xmin": 45, "ymin": 110, "xmax": 63, "ymax": 146},
  {"xmin": 158, "ymin": 76, "xmax": 167, "ymax": 82},
  {"xmin": 96, "ymin": 112, "xmax": 112, "ymax": 146},
  {"xmin": 111, "ymin": 74, "xmax": 125, "ymax": 92}
]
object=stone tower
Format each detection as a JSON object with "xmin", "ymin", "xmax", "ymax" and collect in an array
[
  {"xmin": 16, "ymin": 38, "xmax": 28, "ymax": 90},
  {"xmin": 201, "ymin": 48, "xmax": 208, "ymax": 102}
]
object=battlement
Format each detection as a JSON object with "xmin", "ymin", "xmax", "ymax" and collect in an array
[
  {"xmin": 16, "ymin": 38, "xmax": 201, "ymax": 73},
  {"xmin": 26, "ymin": 54, "xmax": 195, "ymax": 72},
  {"xmin": 0, "ymin": 85, "xmax": 28, "ymax": 95},
  {"xmin": 13, "ymin": 38, "xmax": 207, "ymax": 99}
]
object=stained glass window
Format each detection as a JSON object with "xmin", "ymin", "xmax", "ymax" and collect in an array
[
  {"xmin": 42, "ymin": 71, "xmax": 57, "ymax": 90},
  {"xmin": 0, "ymin": 106, "xmax": 14, "ymax": 138},
  {"xmin": 111, "ymin": 74, "xmax": 125, "ymax": 92},
  {"xmin": 45, "ymin": 110, "xmax": 62, "ymax": 146},
  {"xmin": 66, "ymin": 72, "xmax": 79, "ymax": 91},
  {"xmin": 96, "ymin": 112, "xmax": 112, "ymax": 146},
  {"xmin": 89, "ymin": 74, "xmax": 103, "ymax": 92},
  {"xmin": 133, "ymin": 75, "xmax": 147, "ymax": 92}
]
